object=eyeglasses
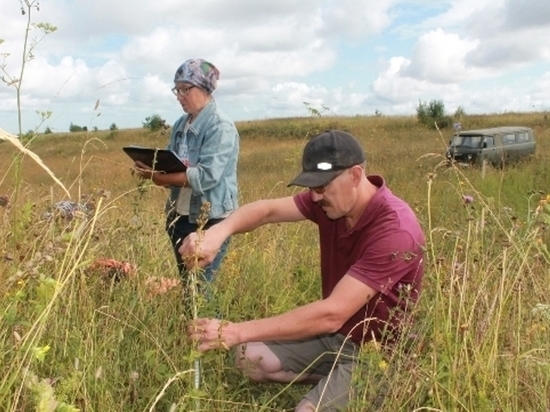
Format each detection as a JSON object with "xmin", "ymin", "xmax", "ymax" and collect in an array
[
  {"xmin": 308, "ymin": 170, "xmax": 345, "ymax": 195},
  {"xmin": 171, "ymin": 85, "xmax": 195, "ymax": 97}
]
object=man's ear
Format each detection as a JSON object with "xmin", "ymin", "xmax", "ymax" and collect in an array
[{"xmin": 350, "ymin": 165, "xmax": 363, "ymax": 186}]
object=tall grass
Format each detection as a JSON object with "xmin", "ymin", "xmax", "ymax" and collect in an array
[{"xmin": 0, "ymin": 112, "xmax": 549, "ymax": 411}]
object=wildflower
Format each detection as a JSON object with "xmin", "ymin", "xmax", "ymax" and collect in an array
[
  {"xmin": 42, "ymin": 200, "xmax": 95, "ymax": 221},
  {"xmin": 32, "ymin": 345, "xmax": 51, "ymax": 362},
  {"xmin": 378, "ymin": 360, "xmax": 388, "ymax": 371},
  {"xmin": 145, "ymin": 276, "xmax": 181, "ymax": 297},
  {"xmin": 89, "ymin": 258, "xmax": 137, "ymax": 281},
  {"xmin": 532, "ymin": 303, "xmax": 550, "ymax": 321},
  {"xmin": 463, "ymin": 195, "xmax": 474, "ymax": 204}
]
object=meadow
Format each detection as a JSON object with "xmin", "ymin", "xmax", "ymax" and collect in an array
[{"xmin": 0, "ymin": 112, "xmax": 549, "ymax": 411}]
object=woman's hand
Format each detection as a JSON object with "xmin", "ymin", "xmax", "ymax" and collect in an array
[
  {"xmin": 133, "ymin": 160, "xmax": 156, "ymax": 179},
  {"xmin": 133, "ymin": 163, "xmax": 185, "ymax": 188}
]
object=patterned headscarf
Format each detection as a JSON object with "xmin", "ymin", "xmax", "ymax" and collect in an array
[{"xmin": 173, "ymin": 58, "xmax": 220, "ymax": 94}]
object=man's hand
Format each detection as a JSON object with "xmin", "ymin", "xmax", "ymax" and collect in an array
[
  {"xmin": 179, "ymin": 230, "xmax": 223, "ymax": 269},
  {"xmin": 187, "ymin": 318, "xmax": 236, "ymax": 352}
]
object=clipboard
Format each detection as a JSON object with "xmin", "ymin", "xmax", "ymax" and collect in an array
[{"xmin": 123, "ymin": 146, "xmax": 187, "ymax": 173}]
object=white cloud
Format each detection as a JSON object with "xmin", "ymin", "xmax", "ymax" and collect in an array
[
  {"xmin": 321, "ymin": 0, "xmax": 396, "ymax": 39},
  {"xmin": 1, "ymin": 0, "xmax": 550, "ymax": 134},
  {"xmin": 503, "ymin": 0, "xmax": 550, "ymax": 30},
  {"xmin": 93, "ymin": 60, "xmax": 130, "ymax": 93},
  {"xmin": 465, "ymin": 26, "xmax": 550, "ymax": 68},
  {"xmin": 530, "ymin": 71, "xmax": 550, "ymax": 104},
  {"xmin": 404, "ymin": 28, "xmax": 481, "ymax": 83},
  {"xmin": 373, "ymin": 57, "xmax": 428, "ymax": 103},
  {"xmin": 417, "ymin": 0, "xmax": 550, "ymax": 70}
]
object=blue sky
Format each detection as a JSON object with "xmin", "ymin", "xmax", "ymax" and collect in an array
[{"xmin": 1, "ymin": 0, "xmax": 549, "ymax": 135}]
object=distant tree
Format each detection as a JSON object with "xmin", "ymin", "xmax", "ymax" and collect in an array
[
  {"xmin": 416, "ymin": 99, "xmax": 452, "ymax": 129},
  {"xmin": 143, "ymin": 114, "xmax": 168, "ymax": 132},
  {"xmin": 106, "ymin": 123, "xmax": 119, "ymax": 140},
  {"xmin": 20, "ymin": 130, "xmax": 35, "ymax": 142},
  {"xmin": 44, "ymin": 127, "xmax": 52, "ymax": 134},
  {"xmin": 374, "ymin": 109, "xmax": 383, "ymax": 117},
  {"xmin": 69, "ymin": 123, "xmax": 84, "ymax": 132},
  {"xmin": 416, "ymin": 101, "xmax": 429, "ymax": 127},
  {"xmin": 93, "ymin": 126, "xmax": 99, "ymax": 132}
]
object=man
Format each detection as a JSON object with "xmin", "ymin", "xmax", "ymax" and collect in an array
[{"xmin": 180, "ymin": 130, "xmax": 425, "ymax": 411}]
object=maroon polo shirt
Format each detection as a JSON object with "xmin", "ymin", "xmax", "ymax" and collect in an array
[{"xmin": 293, "ymin": 175, "xmax": 425, "ymax": 345}]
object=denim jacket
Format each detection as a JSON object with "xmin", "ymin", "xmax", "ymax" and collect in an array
[{"xmin": 165, "ymin": 99, "xmax": 239, "ymax": 223}]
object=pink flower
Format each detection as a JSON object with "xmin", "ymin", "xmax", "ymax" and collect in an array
[{"xmin": 463, "ymin": 195, "xmax": 474, "ymax": 204}]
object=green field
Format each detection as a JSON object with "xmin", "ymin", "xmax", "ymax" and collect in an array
[{"xmin": 1, "ymin": 112, "xmax": 549, "ymax": 411}]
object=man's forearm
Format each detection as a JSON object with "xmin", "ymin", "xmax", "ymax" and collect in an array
[
  {"xmin": 180, "ymin": 197, "xmax": 304, "ymax": 271},
  {"xmin": 210, "ymin": 200, "xmax": 271, "ymax": 237},
  {"xmin": 208, "ymin": 197, "xmax": 302, "ymax": 240},
  {"xmin": 231, "ymin": 299, "xmax": 342, "ymax": 345}
]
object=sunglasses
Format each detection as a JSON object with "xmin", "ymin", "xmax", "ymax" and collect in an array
[{"xmin": 308, "ymin": 170, "xmax": 346, "ymax": 194}]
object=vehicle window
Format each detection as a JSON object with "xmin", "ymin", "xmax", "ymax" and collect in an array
[
  {"xmin": 484, "ymin": 136, "xmax": 495, "ymax": 147},
  {"xmin": 516, "ymin": 132, "xmax": 528, "ymax": 142},
  {"xmin": 503, "ymin": 134, "xmax": 516, "ymax": 145},
  {"xmin": 452, "ymin": 135, "xmax": 483, "ymax": 147}
]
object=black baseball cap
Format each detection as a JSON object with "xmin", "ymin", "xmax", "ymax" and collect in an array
[{"xmin": 288, "ymin": 130, "xmax": 366, "ymax": 188}]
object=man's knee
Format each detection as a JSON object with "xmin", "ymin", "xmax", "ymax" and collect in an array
[
  {"xmin": 235, "ymin": 342, "xmax": 282, "ymax": 382},
  {"xmin": 295, "ymin": 398, "xmax": 316, "ymax": 412}
]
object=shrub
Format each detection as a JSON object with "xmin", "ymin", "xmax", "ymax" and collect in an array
[
  {"xmin": 69, "ymin": 123, "xmax": 87, "ymax": 132},
  {"xmin": 143, "ymin": 114, "xmax": 168, "ymax": 132},
  {"xmin": 20, "ymin": 130, "xmax": 35, "ymax": 142},
  {"xmin": 416, "ymin": 99, "xmax": 450, "ymax": 129}
]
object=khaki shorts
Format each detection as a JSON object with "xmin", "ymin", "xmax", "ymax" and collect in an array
[{"xmin": 265, "ymin": 333, "xmax": 359, "ymax": 411}]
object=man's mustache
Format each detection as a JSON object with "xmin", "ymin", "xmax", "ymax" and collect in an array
[{"xmin": 316, "ymin": 200, "xmax": 330, "ymax": 208}]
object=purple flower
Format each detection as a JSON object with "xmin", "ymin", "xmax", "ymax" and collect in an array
[{"xmin": 463, "ymin": 195, "xmax": 474, "ymax": 204}]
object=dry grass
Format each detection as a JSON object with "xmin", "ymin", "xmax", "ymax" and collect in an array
[{"xmin": 0, "ymin": 112, "xmax": 549, "ymax": 411}]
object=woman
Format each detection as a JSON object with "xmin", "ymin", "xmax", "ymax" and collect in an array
[{"xmin": 135, "ymin": 58, "xmax": 239, "ymax": 283}]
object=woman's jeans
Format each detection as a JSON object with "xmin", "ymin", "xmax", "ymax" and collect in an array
[{"xmin": 166, "ymin": 212, "xmax": 230, "ymax": 283}]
